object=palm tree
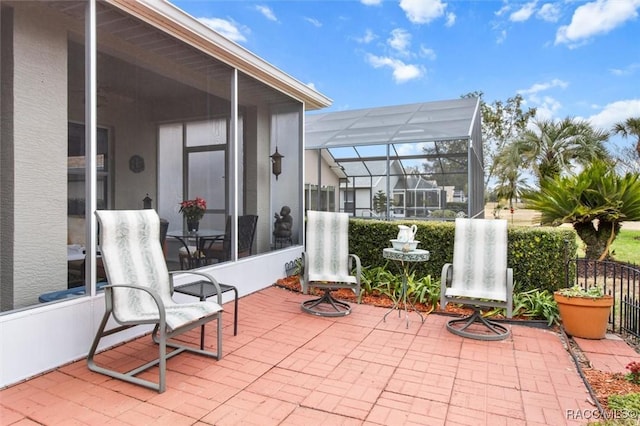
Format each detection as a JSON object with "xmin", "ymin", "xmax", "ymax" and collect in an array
[
  {"xmin": 493, "ymin": 142, "xmax": 529, "ymax": 213},
  {"xmin": 522, "ymin": 160, "xmax": 640, "ymax": 260},
  {"xmin": 612, "ymin": 117, "xmax": 640, "ymax": 158},
  {"xmin": 516, "ymin": 117, "xmax": 609, "ymax": 185}
]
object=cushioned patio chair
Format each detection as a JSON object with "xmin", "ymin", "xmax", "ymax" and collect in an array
[
  {"xmin": 300, "ymin": 211, "xmax": 361, "ymax": 317},
  {"xmin": 440, "ymin": 218, "xmax": 513, "ymax": 340},
  {"xmin": 88, "ymin": 210, "xmax": 223, "ymax": 393}
]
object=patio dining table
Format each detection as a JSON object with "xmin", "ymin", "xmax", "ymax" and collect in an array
[{"xmin": 167, "ymin": 229, "xmax": 225, "ymax": 269}]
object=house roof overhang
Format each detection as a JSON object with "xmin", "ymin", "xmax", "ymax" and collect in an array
[{"xmin": 105, "ymin": 0, "xmax": 332, "ymax": 111}]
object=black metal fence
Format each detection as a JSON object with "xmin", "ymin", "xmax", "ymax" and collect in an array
[{"xmin": 565, "ymin": 258, "xmax": 640, "ymax": 339}]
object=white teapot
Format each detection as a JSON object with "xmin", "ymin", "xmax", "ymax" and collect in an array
[{"xmin": 396, "ymin": 224, "xmax": 417, "ymax": 242}]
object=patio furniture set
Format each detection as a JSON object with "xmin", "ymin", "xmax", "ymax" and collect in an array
[{"xmin": 88, "ymin": 209, "xmax": 512, "ymax": 393}]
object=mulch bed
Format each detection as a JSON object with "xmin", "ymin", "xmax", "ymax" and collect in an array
[{"xmin": 582, "ymin": 369, "xmax": 640, "ymax": 411}]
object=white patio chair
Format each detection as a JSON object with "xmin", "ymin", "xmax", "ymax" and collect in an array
[
  {"xmin": 88, "ymin": 210, "xmax": 223, "ymax": 393},
  {"xmin": 440, "ymin": 218, "xmax": 513, "ymax": 340},
  {"xmin": 300, "ymin": 211, "xmax": 361, "ymax": 317}
]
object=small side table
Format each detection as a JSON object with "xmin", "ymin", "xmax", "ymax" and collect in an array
[
  {"xmin": 174, "ymin": 281, "xmax": 238, "ymax": 348},
  {"xmin": 382, "ymin": 248, "xmax": 430, "ymax": 328}
]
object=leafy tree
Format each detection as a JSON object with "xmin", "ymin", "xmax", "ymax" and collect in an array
[
  {"xmin": 462, "ymin": 92, "xmax": 536, "ymax": 187},
  {"xmin": 522, "ymin": 161, "xmax": 640, "ymax": 260},
  {"xmin": 420, "ymin": 139, "xmax": 468, "ymax": 191},
  {"xmin": 612, "ymin": 117, "xmax": 640, "ymax": 158},
  {"xmin": 516, "ymin": 117, "xmax": 609, "ymax": 185}
]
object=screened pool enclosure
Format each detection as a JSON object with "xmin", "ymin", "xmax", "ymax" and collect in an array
[{"xmin": 305, "ymin": 98, "xmax": 484, "ymax": 220}]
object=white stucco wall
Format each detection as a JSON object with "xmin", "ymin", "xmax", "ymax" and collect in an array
[
  {"xmin": 12, "ymin": 5, "xmax": 68, "ymax": 307},
  {"xmin": 304, "ymin": 150, "xmax": 339, "ymax": 210}
]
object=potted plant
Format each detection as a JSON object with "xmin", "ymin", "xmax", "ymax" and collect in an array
[
  {"xmin": 553, "ymin": 285, "xmax": 613, "ymax": 339},
  {"xmin": 179, "ymin": 197, "xmax": 206, "ymax": 231}
]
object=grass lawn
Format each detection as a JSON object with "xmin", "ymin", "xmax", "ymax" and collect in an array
[{"xmin": 611, "ymin": 229, "xmax": 640, "ymax": 265}]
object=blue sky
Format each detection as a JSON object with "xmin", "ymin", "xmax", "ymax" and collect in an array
[{"xmin": 170, "ymin": 0, "xmax": 640, "ymax": 147}]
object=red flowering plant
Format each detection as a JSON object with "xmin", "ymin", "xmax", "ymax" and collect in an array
[
  {"xmin": 179, "ymin": 197, "xmax": 207, "ymax": 222},
  {"xmin": 625, "ymin": 361, "xmax": 640, "ymax": 385}
]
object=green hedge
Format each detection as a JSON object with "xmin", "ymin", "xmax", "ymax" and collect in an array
[{"xmin": 348, "ymin": 219, "xmax": 578, "ymax": 293}]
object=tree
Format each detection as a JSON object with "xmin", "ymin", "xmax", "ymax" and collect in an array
[
  {"xmin": 522, "ymin": 161, "xmax": 640, "ymax": 260},
  {"xmin": 462, "ymin": 92, "xmax": 537, "ymax": 188},
  {"xmin": 372, "ymin": 190, "xmax": 393, "ymax": 215},
  {"xmin": 493, "ymin": 142, "xmax": 530, "ymax": 211},
  {"xmin": 612, "ymin": 117, "xmax": 640, "ymax": 158},
  {"xmin": 420, "ymin": 139, "xmax": 468, "ymax": 191},
  {"xmin": 516, "ymin": 117, "xmax": 609, "ymax": 185}
]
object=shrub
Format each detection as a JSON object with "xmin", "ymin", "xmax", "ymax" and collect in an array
[
  {"xmin": 512, "ymin": 288, "xmax": 559, "ymax": 325},
  {"xmin": 349, "ymin": 218, "xmax": 577, "ymax": 293},
  {"xmin": 608, "ymin": 392, "xmax": 640, "ymax": 413}
]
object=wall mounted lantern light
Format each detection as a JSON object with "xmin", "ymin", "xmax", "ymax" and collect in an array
[
  {"xmin": 143, "ymin": 193, "xmax": 153, "ymax": 209},
  {"xmin": 270, "ymin": 147, "xmax": 284, "ymax": 180}
]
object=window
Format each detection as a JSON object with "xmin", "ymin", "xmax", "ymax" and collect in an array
[{"xmin": 67, "ymin": 122, "xmax": 109, "ymax": 215}]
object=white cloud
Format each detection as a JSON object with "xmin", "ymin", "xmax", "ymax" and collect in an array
[
  {"xmin": 304, "ymin": 17, "xmax": 322, "ymax": 28},
  {"xmin": 366, "ymin": 54, "xmax": 425, "ymax": 83},
  {"xmin": 361, "ymin": 0, "xmax": 382, "ymax": 5},
  {"xmin": 400, "ymin": 0, "xmax": 448, "ymax": 24},
  {"xmin": 198, "ymin": 18, "xmax": 248, "ymax": 43},
  {"xmin": 510, "ymin": 1, "xmax": 538, "ymax": 22},
  {"xmin": 517, "ymin": 79, "xmax": 568, "ymax": 121},
  {"xmin": 609, "ymin": 63, "xmax": 640, "ymax": 76},
  {"xmin": 306, "ymin": 82, "xmax": 317, "ymax": 91},
  {"xmin": 419, "ymin": 45, "xmax": 437, "ymax": 60},
  {"xmin": 495, "ymin": 3, "xmax": 511, "ymax": 17},
  {"xmin": 496, "ymin": 29, "xmax": 507, "ymax": 44},
  {"xmin": 537, "ymin": 3, "xmax": 561, "ymax": 22},
  {"xmin": 555, "ymin": 0, "xmax": 640, "ymax": 47},
  {"xmin": 533, "ymin": 96, "xmax": 563, "ymax": 120},
  {"xmin": 587, "ymin": 99, "xmax": 640, "ymax": 131},
  {"xmin": 517, "ymin": 78, "xmax": 569, "ymax": 95},
  {"xmin": 255, "ymin": 5, "xmax": 277, "ymax": 22},
  {"xmin": 445, "ymin": 12, "xmax": 456, "ymax": 27},
  {"xmin": 355, "ymin": 29, "xmax": 376, "ymax": 44},
  {"xmin": 388, "ymin": 29, "xmax": 411, "ymax": 54}
]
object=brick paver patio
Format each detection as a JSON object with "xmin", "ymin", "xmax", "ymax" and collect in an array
[{"xmin": 0, "ymin": 286, "xmax": 622, "ymax": 425}]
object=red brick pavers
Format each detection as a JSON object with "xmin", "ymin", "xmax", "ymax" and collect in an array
[
  {"xmin": 1, "ymin": 287, "xmax": 598, "ymax": 425},
  {"xmin": 574, "ymin": 334, "xmax": 640, "ymax": 374}
]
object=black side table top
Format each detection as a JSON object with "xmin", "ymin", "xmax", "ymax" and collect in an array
[
  {"xmin": 174, "ymin": 281, "xmax": 235, "ymax": 298},
  {"xmin": 174, "ymin": 280, "xmax": 238, "ymax": 336}
]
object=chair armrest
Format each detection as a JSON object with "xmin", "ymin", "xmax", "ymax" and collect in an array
[
  {"xmin": 440, "ymin": 263, "xmax": 453, "ymax": 311},
  {"xmin": 348, "ymin": 254, "xmax": 362, "ymax": 286},
  {"xmin": 506, "ymin": 268, "xmax": 513, "ymax": 318},
  {"xmin": 169, "ymin": 271, "xmax": 223, "ymax": 305},
  {"xmin": 300, "ymin": 251, "xmax": 310, "ymax": 294},
  {"xmin": 103, "ymin": 283, "xmax": 167, "ymax": 326}
]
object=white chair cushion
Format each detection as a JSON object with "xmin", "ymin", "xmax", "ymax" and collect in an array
[
  {"xmin": 449, "ymin": 218, "xmax": 508, "ymax": 302},
  {"xmin": 96, "ymin": 210, "xmax": 222, "ymax": 330},
  {"xmin": 306, "ymin": 211, "xmax": 351, "ymax": 282}
]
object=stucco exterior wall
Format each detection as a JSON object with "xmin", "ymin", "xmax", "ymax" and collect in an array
[
  {"xmin": 11, "ymin": 5, "xmax": 67, "ymax": 307},
  {"xmin": 304, "ymin": 149, "xmax": 339, "ymax": 211}
]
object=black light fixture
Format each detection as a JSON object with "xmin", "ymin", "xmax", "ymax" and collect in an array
[
  {"xmin": 270, "ymin": 147, "xmax": 284, "ymax": 180},
  {"xmin": 143, "ymin": 193, "xmax": 152, "ymax": 209}
]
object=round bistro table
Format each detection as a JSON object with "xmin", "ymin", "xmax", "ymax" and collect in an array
[{"xmin": 382, "ymin": 247, "xmax": 430, "ymax": 329}]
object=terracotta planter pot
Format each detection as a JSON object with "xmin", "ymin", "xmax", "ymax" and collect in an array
[{"xmin": 553, "ymin": 292, "xmax": 613, "ymax": 339}]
